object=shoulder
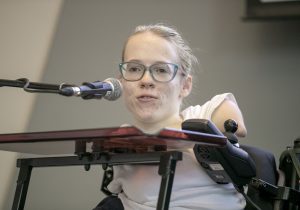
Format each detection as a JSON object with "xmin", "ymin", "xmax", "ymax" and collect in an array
[{"xmin": 181, "ymin": 93, "xmax": 237, "ymax": 120}]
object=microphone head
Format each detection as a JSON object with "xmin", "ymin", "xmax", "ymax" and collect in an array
[{"xmin": 103, "ymin": 78, "xmax": 122, "ymax": 101}]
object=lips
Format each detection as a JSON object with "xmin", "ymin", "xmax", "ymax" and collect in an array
[{"xmin": 137, "ymin": 94, "xmax": 158, "ymax": 102}]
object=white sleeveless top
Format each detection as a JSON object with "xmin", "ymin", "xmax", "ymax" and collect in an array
[{"xmin": 108, "ymin": 93, "xmax": 246, "ymax": 210}]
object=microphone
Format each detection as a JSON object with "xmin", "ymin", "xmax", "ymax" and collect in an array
[{"xmin": 59, "ymin": 78, "xmax": 122, "ymax": 100}]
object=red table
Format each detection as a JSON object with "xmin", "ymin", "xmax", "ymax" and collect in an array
[{"xmin": 0, "ymin": 126, "xmax": 226, "ymax": 210}]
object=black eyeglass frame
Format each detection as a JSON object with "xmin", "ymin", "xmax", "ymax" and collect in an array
[{"xmin": 119, "ymin": 62, "xmax": 180, "ymax": 83}]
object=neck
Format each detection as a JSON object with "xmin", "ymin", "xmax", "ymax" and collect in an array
[{"xmin": 133, "ymin": 114, "xmax": 183, "ymax": 134}]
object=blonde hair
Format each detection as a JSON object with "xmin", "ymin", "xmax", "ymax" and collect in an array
[{"xmin": 122, "ymin": 23, "xmax": 198, "ymax": 76}]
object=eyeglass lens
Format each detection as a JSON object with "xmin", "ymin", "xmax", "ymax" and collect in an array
[{"xmin": 120, "ymin": 62, "xmax": 177, "ymax": 82}]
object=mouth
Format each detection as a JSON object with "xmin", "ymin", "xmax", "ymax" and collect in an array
[{"xmin": 137, "ymin": 94, "xmax": 158, "ymax": 102}]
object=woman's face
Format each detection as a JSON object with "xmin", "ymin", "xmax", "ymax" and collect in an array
[{"xmin": 121, "ymin": 32, "xmax": 191, "ymax": 128}]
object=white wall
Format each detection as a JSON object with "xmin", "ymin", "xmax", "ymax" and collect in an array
[{"xmin": 0, "ymin": 0, "xmax": 63, "ymax": 209}]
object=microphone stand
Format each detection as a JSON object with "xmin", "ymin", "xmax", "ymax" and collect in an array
[
  {"xmin": 0, "ymin": 78, "xmax": 72, "ymax": 94},
  {"xmin": 0, "ymin": 78, "xmax": 108, "ymax": 99}
]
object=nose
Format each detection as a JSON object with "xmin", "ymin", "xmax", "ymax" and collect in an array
[{"xmin": 139, "ymin": 69, "xmax": 155, "ymax": 88}]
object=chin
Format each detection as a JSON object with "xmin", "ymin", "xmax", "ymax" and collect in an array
[
  {"xmin": 138, "ymin": 113, "xmax": 156, "ymax": 122},
  {"xmin": 131, "ymin": 107, "xmax": 156, "ymax": 119},
  {"xmin": 135, "ymin": 111, "xmax": 160, "ymax": 124}
]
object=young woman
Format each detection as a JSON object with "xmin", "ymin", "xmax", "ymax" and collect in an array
[{"xmin": 94, "ymin": 23, "xmax": 247, "ymax": 210}]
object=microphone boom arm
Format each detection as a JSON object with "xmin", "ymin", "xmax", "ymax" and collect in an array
[
  {"xmin": 0, "ymin": 78, "xmax": 72, "ymax": 94},
  {"xmin": 0, "ymin": 77, "xmax": 122, "ymax": 101}
]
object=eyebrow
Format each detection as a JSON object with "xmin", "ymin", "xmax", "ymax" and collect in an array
[
  {"xmin": 125, "ymin": 60, "xmax": 174, "ymax": 65},
  {"xmin": 126, "ymin": 59, "xmax": 142, "ymax": 63}
]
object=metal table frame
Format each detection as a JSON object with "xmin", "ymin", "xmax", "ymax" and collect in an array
[{"xmin": 12, "ymin": 151, "xmax": 182, "ymax": 210}]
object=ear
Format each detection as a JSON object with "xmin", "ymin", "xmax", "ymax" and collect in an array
[{"xmin": 180, "ymin": 75, "xmax": 192, "ymax": 98}]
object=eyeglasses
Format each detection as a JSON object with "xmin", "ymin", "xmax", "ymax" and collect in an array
[{"xmin": 119, "ymin": 62, "xmax": 179, "ymax": 83}]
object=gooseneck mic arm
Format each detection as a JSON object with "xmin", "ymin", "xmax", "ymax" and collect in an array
[{"xmin": 0, "ymin": 78, "xmax": 71, "ymax": 94}]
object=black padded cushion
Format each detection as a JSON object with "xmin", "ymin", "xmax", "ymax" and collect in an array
[
  {"xmin": 241, "ymin": 144, "xmax": 278, "ymax": 210},
  {"xmin": 241, "ymin": 145, "xmax": 278, "ymax": 185}
]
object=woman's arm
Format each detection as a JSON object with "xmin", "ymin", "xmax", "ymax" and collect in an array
[{"xmin": 211, "ymin": 99, "xmax": 247, "ymax": 137}]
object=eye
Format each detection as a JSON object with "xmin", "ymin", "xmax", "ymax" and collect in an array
[
  {"xmin": 152, "ymin": 64, "xmax": 171, "ymax": 74},
  {"xmin": 126, "ymin": 64, "xmax": 143, "ymax": 73}
]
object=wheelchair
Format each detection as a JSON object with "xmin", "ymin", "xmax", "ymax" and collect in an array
[
  {"xmin": 98, "ymin": 119, "xmax": 300, "ymax": 210},
  {"xmin": 241, "ymin": 138, "xmax": 300, "ymax": 210}
]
